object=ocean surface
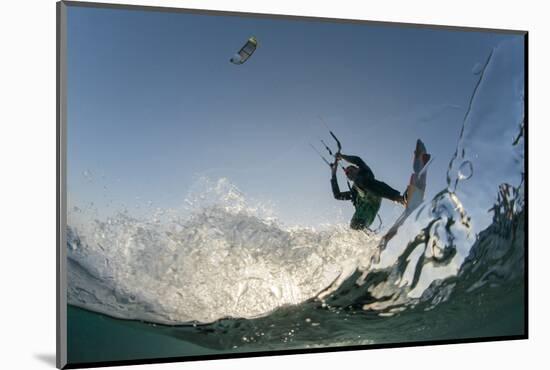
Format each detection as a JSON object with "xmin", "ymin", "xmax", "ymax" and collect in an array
[{"xmin": 66, "ymin": 38, "xmax": 525, "ymax": 365}]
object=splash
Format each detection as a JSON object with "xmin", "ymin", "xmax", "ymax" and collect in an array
[{"xmin": 68, "ymin": 178, "xmax": 380, "ymax": 324}]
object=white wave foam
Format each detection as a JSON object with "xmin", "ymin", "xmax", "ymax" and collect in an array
[{"xmin": 67, "ymin": 178, "xmax": 379, "ymax": 324}]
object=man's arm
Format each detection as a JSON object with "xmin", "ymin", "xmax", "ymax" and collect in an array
[{"xmin": 331, "ymin": 174, "xmax": 353, "ymax": 201}]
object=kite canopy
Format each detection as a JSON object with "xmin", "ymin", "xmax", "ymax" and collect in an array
[{"xmin": 230, "ymin": 36, "xmax": 258, "ymax": 65}]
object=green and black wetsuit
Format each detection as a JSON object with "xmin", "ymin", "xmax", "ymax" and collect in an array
[{"xmin": 331, "ymin": 155, "xmax": 402, "ymax": 230}]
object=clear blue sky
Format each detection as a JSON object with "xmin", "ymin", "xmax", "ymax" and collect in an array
[{"xmin": 66, "ymin": 5, "xmax": 520, "ymax": 227}]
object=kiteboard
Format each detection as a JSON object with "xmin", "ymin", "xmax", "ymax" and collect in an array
[{"xmin": 383, "ymin": 139, "xmax": 432, "ymax": 242}]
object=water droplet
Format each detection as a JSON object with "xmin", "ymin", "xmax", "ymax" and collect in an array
[{"xmin": 458, "ymin": 161, "xmax": 473, "ymax": 181}]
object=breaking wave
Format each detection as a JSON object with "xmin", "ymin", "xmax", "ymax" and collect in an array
[{"xmin": 67, "ymin": 178, "xmax": 380, "ymax": 324}]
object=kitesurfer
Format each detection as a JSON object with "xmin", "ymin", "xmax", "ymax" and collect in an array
[{"xmin": 331, "ymin": 153, "xmax": 407, "ymax": 230}]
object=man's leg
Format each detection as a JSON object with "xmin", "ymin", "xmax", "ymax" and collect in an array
[
  {"xmin": 367, "ymin": 179, "xmax": 403, "ymax": 202},
  {"xmin": 350, "ymin": 212, "xmax": 367, "ymax": 230}
]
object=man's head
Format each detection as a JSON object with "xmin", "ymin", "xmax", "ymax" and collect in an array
[{"xmin": 344, "ymin": 165, "xmax": 359, "ymax": 181}]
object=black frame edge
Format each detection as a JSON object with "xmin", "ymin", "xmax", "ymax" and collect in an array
[{"xmin": 523, "ymin": 32, "xmax": 529, "ymax": 338}]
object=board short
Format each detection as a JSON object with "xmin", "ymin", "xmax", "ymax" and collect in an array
[{"xmin": 350, "ymin": 193, "xmax": 382, "ymax": 230}]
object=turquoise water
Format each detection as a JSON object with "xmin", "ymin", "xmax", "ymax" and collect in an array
[
  {"xmin": 68, "ymin": 278, "xmax": 524, "ymax": 364},
  {"xmin": 67, "ymin": 306, "xmax": 221, "ymax": 364}
]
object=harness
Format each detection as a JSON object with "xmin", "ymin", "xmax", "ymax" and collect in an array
[{"xmin": 351, "ymin": 184, "xmax": 382, "ymax": 228}]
